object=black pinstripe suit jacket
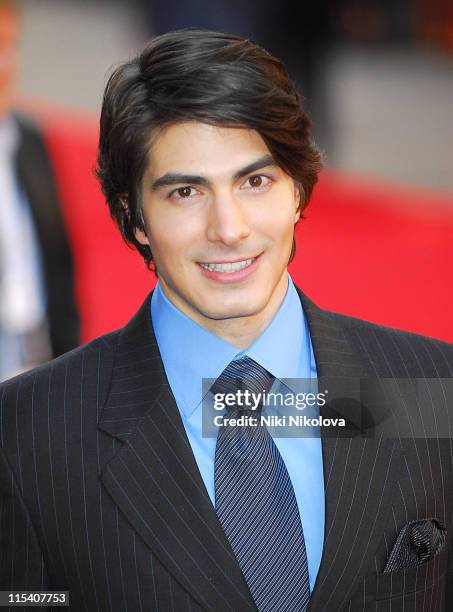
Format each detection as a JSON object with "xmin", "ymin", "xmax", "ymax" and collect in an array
[{"xmin": 1, "ymin": 289, "xmax": 452, "ymax": 611}]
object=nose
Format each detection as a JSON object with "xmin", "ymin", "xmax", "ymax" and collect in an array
[{"xmin": 206, "ymin": 191, "xmax": 251, "ymax": 246}]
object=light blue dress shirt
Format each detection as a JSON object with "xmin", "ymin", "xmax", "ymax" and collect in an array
[{"xmin": 151, "ymin": 276, "xmax": 325, "ymax": 591}]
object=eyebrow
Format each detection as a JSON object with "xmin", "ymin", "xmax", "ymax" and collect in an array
[{"xmin": 150, "ymin": 154, "xmax": 276, "ymax": 191}]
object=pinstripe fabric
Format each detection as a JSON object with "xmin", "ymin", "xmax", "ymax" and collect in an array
[
  {"xmin": 299, "ymin": 292, "xmax": 453, "ymax": 612},
  {"xmin": 0, "ymin": 289, "xmax": 451, "ymax": 611}
]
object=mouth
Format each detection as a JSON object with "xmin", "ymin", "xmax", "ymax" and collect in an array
[
  {"xmin": 198, "ymin": 256, "xmax": 257, "ymax": 274},
  {"xmin": 197, "ymin": 253, "xmax": 262, "ymax": 283}
]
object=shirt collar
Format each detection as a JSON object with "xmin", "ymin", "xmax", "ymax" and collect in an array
[{"xmin": 151, "ymin": 275, "xmax": 303, "ymax": 418}]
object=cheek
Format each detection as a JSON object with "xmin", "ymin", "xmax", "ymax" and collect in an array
[
  {"xmin": 254, "ymin": 183, "xmax": 299, "ymax": 231},
  {"xmin": 145, "ymin": 209, "xmax": 202, "ymax": 264},
  {"xmin": 253, "ymin": 203, "xmax": 297, "ymax": 244}
]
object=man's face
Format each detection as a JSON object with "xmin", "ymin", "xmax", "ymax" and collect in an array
[
  {"xmin": 136, "ymin": 122, "xmax": 300, "ymax": 333},
  {"xmin": 0, "ymin": 6, "xmax": 19, "ymax": 119}
]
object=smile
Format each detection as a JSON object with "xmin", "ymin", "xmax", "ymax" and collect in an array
[{"xmin": 199, "ymin": 258, "xmax": 256, "ymax": 273}]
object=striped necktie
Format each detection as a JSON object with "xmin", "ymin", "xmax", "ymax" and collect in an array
[{"xmin": 213, "ymin": 356, "xmax": 310, "ymax": 612}]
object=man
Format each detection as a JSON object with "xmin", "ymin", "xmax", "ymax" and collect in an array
[
  {"xmin": 1, "ymin": 30, "xmax": 452, "ymax": 612},
  {"xmin": 0, "ymin": 0, "xmax": 79, "ymax": 381}
]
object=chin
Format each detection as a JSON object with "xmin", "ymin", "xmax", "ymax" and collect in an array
[{"xmin": 198, "ymin": 298, "xmax": 266, "ymax": 322}]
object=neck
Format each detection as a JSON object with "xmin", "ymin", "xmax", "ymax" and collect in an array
[{"xmin": 204, "ymin": 277, "xmax": 288, "ymax": 349}]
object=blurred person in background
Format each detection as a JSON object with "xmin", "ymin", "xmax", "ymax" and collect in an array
[{"xmin": 0, "ymin": 0, "xmax": 79, "ymax": 381}]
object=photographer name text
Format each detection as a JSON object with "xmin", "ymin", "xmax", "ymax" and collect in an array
[{"xmin": 214, "ymin": 414, "xmax": 346, "ymax": 428}]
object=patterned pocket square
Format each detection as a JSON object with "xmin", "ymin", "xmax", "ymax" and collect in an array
[{"xmin": 383, "ymin": 518, "xmax": 447, "ymax": 573}]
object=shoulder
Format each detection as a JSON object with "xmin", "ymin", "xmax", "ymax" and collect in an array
[
  {"xmin": 13, "ymin": 112, "xmax": 43, "ymax": 138},
  {"xmin": 1, "ymin": 329, "xmax": 120, "ymax": 392},
  {"xmin": 12, "ymin": 112, "xmax": 44, "ymax": 148},
  {"xmin": 12, "ymin": 113, "xmax": 55, "ymax": 172},
  {"xmin": 327, "ymin": 309, "xmax": 453, "ymax": 377},
  {"xmin": 0, "ymin": 330, "xmax": 120, "ymax": 438}
]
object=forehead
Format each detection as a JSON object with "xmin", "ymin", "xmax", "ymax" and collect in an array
[{"xmin": 145, "ymin": 122, "xmax": 272, "ymax": 179}]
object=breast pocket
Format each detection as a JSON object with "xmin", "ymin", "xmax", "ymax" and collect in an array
[{"xmin": 370, "ymin": 547, "xmax": 450, "ymax": 601}]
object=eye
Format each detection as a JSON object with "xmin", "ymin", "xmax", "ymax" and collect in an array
[
  {"xmin": 168, "ymin": 186, "xmax": 199, "ymax": 201},
  {"xmin": 242, "ymin": 174, "xmax": 272, "ymax": 191}
]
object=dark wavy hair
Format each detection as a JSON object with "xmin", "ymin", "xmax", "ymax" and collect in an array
[{"xmin": 96, "ymin": 30, "xmax": 322, "ymax": 268}]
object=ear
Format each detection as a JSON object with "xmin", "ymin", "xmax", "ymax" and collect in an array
[
  {"xmin": 119, "ymin": 194, "xmax": 150, "ymax": 246},
  {"xmin": 134, "ymin": 226, "xmax": 149, "ymax": 247}
]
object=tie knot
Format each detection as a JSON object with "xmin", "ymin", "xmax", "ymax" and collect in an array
[{"xmin": 211, "ymin": 356, "xmax": 274, "ymax": 412}]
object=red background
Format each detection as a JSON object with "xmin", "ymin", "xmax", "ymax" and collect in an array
[{"xmin": 37, "ymin": 108, "xmax": 453, "ymax": 344}]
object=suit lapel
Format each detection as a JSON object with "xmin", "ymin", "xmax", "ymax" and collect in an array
[
  {"xmin": 298, "ymin": 291, "xmax": 402, "ymax": 610},
  {"xmin": 98, "ymin": 295, "xmax": 256, "ymax": 612}
]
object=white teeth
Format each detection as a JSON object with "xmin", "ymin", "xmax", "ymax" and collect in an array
[{"xmin": 200, "ymin": 258, "xmax": 255, "ymax": 273}]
